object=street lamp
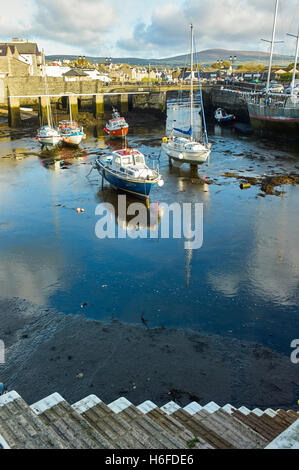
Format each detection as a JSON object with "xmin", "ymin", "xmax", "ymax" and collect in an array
[{"xmin": 229, "ymin": 55, "xmax": 237, "ymax": 74}]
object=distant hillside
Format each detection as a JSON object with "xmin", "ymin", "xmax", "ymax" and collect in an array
[
  {"xmin": 166, "ymin": 48, "xmax": 293, "ymax": 65},
  {"xmin": 46, "ymin": 48, "xmax": 293, "ymax": 66}
]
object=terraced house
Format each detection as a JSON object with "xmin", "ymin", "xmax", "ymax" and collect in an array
[{"xmin": 0, "ymin": 39, "xmax": 43, "ymax": 77}]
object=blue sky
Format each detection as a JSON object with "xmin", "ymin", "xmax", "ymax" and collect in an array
[{"xmin": 0, "ymin": 0, "xmax": 298, "ymax": 58}]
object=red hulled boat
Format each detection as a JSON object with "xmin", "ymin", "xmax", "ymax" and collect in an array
[{"xmin": 104, "ymin": 108, "xmax": 129, "ymax": 137}]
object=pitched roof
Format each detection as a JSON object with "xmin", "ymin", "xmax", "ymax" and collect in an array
[
  {"xmin": 0, "ymin": 45, "xmax": 17, "ymax": 56},
  {"xmin": 63, "ymin": 68, "xmax": 88, "ymax": 77},
  {"xmin": 0, "ymin": 42, "xmax": 39, "ymax": 55}
]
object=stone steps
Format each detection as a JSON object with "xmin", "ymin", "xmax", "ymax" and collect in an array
[{"xmin": 0, "ymin": 390, "xmax": 297, "ymax": 449}]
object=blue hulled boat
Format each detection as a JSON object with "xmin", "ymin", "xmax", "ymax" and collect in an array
[
  {"xmin": 214, "ymin": 108, "xmax": 236, "ymax": 125},
  {"xmin": 95, "ymin": 148, "xmax": 164, "ymax": 198}
]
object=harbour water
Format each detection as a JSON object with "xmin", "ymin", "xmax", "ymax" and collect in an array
[{"xmin": 0, "ymin": 101, "xmax": 298, "ymax": 357}]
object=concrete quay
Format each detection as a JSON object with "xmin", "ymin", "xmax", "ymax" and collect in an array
[{"xmin": 1, "ymin": 74, "xmax": 257, "ymax": 127}]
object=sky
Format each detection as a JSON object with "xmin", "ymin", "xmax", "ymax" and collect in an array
[{"xmin": 0, "ymin": 0, "xmax": 299, "ymax": 58}]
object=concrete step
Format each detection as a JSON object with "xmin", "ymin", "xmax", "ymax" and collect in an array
[
  {"xmin": 265, "ymin": 418, "xmax": 299, "ymax": 449},
  {"xmin": 142, "ymin": 406, "xmax": 213, "ymax": 449},
  {"xmin": 74, "ymin": 395, "xmax": 187, "ymax": 449},
  {"xmin": 168, "ymin": 407, "xmax": 232, "ymax": 449},
  {"xmin": 31, "ymin": 393, "xmax": 113, "ymax": 449},
  {"xmin": 201, "ymin": 409, "xmax": 268, "ymax": 449},
  {"xmin": 230, "ymin": 409, "xmax": 297, "ymax": 443},
  {"xmin": 0, "ymin": 391, "xmax": 66, "ymax": 449},
  {"xmin": 1, "ymin": 391, "xmax": 297, "ymax": 449},
  {"xmin": 73, "ymin": 395, "xmax": 151, "ymax": 449}
]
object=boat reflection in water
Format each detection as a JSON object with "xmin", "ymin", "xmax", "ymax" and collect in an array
[
  {"xmin": 97, "ymin": 188, "xmax": 163, "ymax": 236},
  {"xmin": 39, "ymin": 147, "xmax": 87, "ymax": 170}
]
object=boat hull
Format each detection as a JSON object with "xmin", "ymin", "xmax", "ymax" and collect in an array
[
  {"xmin": 36, "ymin": 136, "xmax": 61, "ymax": 146},
  {"xmin": 104, "ymin": 126, "xmax": 129, "ymax": 137},
  {"xmin": 102, "ymin": 168, "xmax": 156, "ymax": 197},
  {"xmin": 247, "ymin": 102, "xmax": 299, "ymax": 137},
  {"xmin": 162, "ymin": 143, "xmax": 210, "ymax": 163},
  {"xmin": 60, "ymin": 133, "xmax": 84, "ymax": 146},
  {"xmin": 216, "ymin": 116, "xmax": 235, "ymax": 125}
]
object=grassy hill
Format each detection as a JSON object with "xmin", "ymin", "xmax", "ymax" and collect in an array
[{"xmin": 46, "ymin": 49, "xmax": 292, "ymax": 67}]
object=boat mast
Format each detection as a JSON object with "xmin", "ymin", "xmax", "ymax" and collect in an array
[
  {"xmin": 190, "ymin": 23, "xmax": 194, "ymax": 141},
  {"xmin": 69, "ymin": 95, "xmax": 73, "ymax": 124},
  {"xmin": 43, "ymin": 50, "xmax": 52, "ymax": 127},
  {"xmin": 265, "ymin": 0, "xmax": 279, "ymax": 93},
  {"xmin": 287, "ymin": 27, "xmax": 299, "ymax": 96}
]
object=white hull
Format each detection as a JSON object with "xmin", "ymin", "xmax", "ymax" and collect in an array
[
  {"xmin": 162, "ymin": 142, "xmax": 211, "ymax": 163},
  {"xmin": 61, "ymin": 134, "xmax": 84, "ymax": 146},
  {"xmin": 37, "ymin": 136, "xmax": 61, "ymax": 146}
]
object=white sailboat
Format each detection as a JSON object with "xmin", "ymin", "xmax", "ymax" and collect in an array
[
  {"xmin": 36, "ymin": 53, "xmax": 60, "ymax": 147},
  {"xmin": 162, "ymin": 24, "xmax": 211, "ymax": 164}
]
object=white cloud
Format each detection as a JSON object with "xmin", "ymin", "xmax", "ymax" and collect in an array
[
  {"xmin": 0, "ymin": 0, "xmax": 298, "ymax": 57},
  {"xmin": 31, "ymin": 0, "xmax": 115, "ymax": 53},
  {"xmin": 0, "ymin": 0, "xmax": 115, "ymax": 54},
  {"xmin": 117, "ymin": 0, "xmax": 299, "ymax": 57}
]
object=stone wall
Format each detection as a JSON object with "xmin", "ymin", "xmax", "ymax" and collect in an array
[
  {"xmin": 202, "ymin": 87, "xmax": 250, "ymax": 122},
  {"xmin": 6, "ymin": 76, "xmax": 107, "ymax": 104}
]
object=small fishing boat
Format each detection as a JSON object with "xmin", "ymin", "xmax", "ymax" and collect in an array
[
  {"xmin": 214, "ymin": 108, "xmax": 236, "ymax": 124},
  {"xmin": 58, "ymin": 120, "xmax": 86, "ymax": 146},
  {"xmin": 36, "ymin": 125, "xmax": 61, "ymax": 146},
  {"xmin": 94, "ymin": 148, "xmax": 164, "ymax": 198},
  {"xmin": 104, "ymin": 108, "xmax": 129, "ymax": 137}
]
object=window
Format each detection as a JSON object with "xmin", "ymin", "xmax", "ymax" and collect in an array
[
  {"xmin": 121, "ymin": 156, "xmax": 133, "ymax": 166},
  {"xmin": 134, "ymin": 155, "xmax": 145, "ymax": 164}
]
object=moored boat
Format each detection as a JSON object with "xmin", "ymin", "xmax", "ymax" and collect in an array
[
  {"xmin": 104, "ymin": 108, "xmax": 129, "ymax": 137},
  {"xmin": 94, "ymin": 148, "xmax": 164, "ymax": 198},
  {"xmin": 36, "ymin": 54, "xmax": 60, "ymax": 148},
  {"xmin": 245, "ymin": 0, "xmax": 299, "ymax": 137},
  {"xmin": 214, "ymin": 108, "xmax": 236, "ymax": 124},
  {"xmin": 59, "ymin": 120, "xmax": 86, "ymax": 146},
  {"xmin": 36, "ymin": 125, "xmax": 61, "ymax": 146},
  {"xmin": 162, "ymin": 135, "xmax": 211, "ymax": 163},
  {"xmin": 162, "ymin": 24, "xmax": 211, "ymax": 164}
]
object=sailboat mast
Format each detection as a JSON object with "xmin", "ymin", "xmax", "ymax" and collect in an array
[
  {"xmin": 43, "ymin": 50, "xmax": 52, "ymax": 127},
  {"xmin": 266, "ymin": 0, "xmax": 279, "ymax": 92},
  {"xmin": 190, "ymin": 23, "xmax": 194, "ymax": 141},
  {"xmin": 287, "ymin": 27, "xmax": 299, "ymax": 96},
  {"xmin": 69, "ymin": 97, "xmax": 72, "ymax": 124}
]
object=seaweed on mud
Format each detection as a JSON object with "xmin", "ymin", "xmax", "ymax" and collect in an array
[{"xmin": 220, "ymin": 172, "xmax": 299, "ymax": 196}]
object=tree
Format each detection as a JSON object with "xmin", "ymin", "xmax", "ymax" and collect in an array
[
  {"xmin": 71, "ymin": 57, "xmax": 91, "ymax": 68},
  {"xmin": 286, "ymin": 62, "xmax": 294, "ymax": 72}
]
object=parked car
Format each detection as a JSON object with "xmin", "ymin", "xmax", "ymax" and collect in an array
[
  {"xmin": 284, "ymin": 84, "xmax": 299, "ymax": 94},
  {"xmin": 261, "ymin": 83, "xmax": 284, "ymax": 93}
]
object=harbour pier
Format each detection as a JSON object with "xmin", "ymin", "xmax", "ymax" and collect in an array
[{"xmin": 2, "ymin": 75, "xmax": 258, "ymax": 127}]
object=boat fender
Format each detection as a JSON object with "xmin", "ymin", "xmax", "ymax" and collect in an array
[
  {"xmin": 240, "ymin": 183, "xmax": 251, "ymax": 189},
  {"xmin": 178, "ymin": 153, "xmax": 183, "ymax": 160},
  {"xmin": 158, "ymin": 179, "xmax": 164, "ymax": 187},
  {"xmin": 162, "ymin": 137, "xmax": 168, "ymax": 143}
]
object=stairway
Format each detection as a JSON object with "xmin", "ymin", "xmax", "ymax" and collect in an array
[{"xmin": 0, "ymin": 391, "xmax": 297, "ymax": 449}]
